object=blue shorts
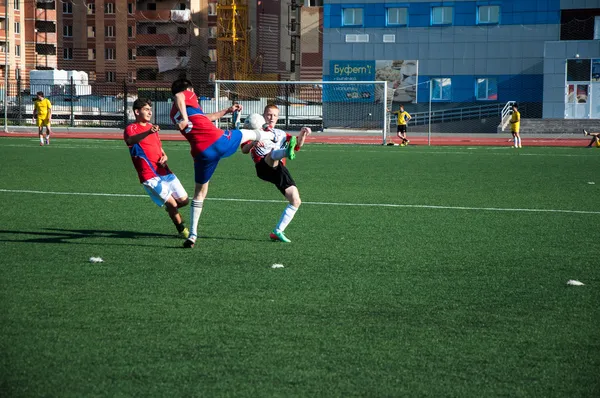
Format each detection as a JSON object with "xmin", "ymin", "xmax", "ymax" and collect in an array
[{"xmin": 194, "ymin": 129, "xmax": 243, "ymax": 184}]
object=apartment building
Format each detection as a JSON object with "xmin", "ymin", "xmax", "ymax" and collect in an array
[
  {"xmin": 1, "ymin": 0, "xmax": 57, "ymax": 87},
  {"xmin": 57, "ymin": 0, "xmax": 212, "ymax": 92}
]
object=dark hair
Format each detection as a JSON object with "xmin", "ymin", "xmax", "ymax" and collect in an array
[
  {"xmin": 36, "ymin": 91, "xmax": 44, "ymax": 97},
  {"xmin": 133, "ymin": 98, "xmax": 152, "ymax": 112},
  {"xmin": 171, "ymin": 78, "xmax": 193, "ymax": 95},
  {"xmin": 512, "ymin": 103, "xmax": 518, "ymax": 109}
]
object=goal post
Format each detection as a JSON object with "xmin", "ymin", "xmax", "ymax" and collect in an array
[{"xmin": 214, "ymin": 80, "xmax": 389, "ymax": 144}]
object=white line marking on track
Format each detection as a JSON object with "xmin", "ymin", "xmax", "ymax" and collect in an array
[{"xmin": 2, "ymin": 188, "xmax": 599, "ymax": 215}]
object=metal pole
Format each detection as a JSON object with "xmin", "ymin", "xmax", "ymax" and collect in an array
[
  {"xmin": 382, "ymin": 80, "xmax": 388, "ymax": 145},
  {"xmin": 428, "ymin": 80, "xmax": 432, "ymax": 146},
  {"xmin": 4, "ymin": 0, "xmax": 10, "ymax": 132}
]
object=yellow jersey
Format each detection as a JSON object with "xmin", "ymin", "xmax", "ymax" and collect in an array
[
  {"xmin": 34, "ymin": 98, "xmax": 52, "ymax": 118},
  {"xmin": 394, "ymin": 110, "xmax": 411, "ymax": 126},
  {"xmin": 510, "ymin": 110, "xmax": 520, "ymax": 132}
]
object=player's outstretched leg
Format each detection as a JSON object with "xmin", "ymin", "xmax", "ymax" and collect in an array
[{"xmin": 239, "ymin": 128, "xmax": 275, "ymax": 144}]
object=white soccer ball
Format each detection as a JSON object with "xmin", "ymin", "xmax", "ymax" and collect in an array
[{"xmin": 243, "ymin": 113, "xmax": 266, "ymax": 129}]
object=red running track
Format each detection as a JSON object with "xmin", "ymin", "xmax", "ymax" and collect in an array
[{"xmin": 0, "ymin": 131, "xmax": 589, "ymax": 147}]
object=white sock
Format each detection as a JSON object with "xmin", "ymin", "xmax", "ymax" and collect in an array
[
  {"xmin": 239, "ymin": 129, "xmax": 275, "ymax": 143},
  {"xmin": 271, "ymin": 148, "xmax": 287, "ymax": 161},
  {"xmin": 189, "ymin": 200, "xmax": 203, "ymax": 238},
  {"xmin": 276, "ymin": 204, "xmax": 298, "ymax": 232},
  {"xmin": 517, "ymin": 137, "xmax": 521, "ymax": 147},
  {"xmin": 40, "ymin": 136, "xmax": 44, "ymax": 144}
]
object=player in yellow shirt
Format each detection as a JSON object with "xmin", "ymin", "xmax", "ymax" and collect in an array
[
  {"xmin": 392, "ymin": 105, "xmax": 412, "ymax": 146},
  {"xmin": 509, "ymin": 103, "xmax": 521, "ymax": 148},
  {"xmin": 33, "ymin": 91, "xmax": 52, "ymax": 146},
  {"xmin": 583, "ymin": 130, "xmax": 600, "ymax": 148}
]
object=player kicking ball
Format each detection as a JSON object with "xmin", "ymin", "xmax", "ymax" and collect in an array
[
  {"xmin": 241, "ymin": 105, "xmax": 311, "ymax": 243},
  {"xmin": 124, "ymin": 98, "xmax": 190, "ymax": 238},
  {"xmin": 169, "ymin": 79, "xmax": 279, "ymax": 249}
]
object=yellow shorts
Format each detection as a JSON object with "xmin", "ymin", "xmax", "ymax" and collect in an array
[{"xmin": 36, "ymin": 117, "xmax": 50, "ymax": 127}]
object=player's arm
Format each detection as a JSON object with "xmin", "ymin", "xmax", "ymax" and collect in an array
[
  {"xmin": 47, "ymin": 101, "xmax": 52, "ymax": 120},
  {"xmin": 124, "ymin": 125, "xmax": 159, "ymax": 146},
  {"xmin": 241, "ymin": 139, "xmax": 263, "ymax": 154},
  {"xmin": 204, "ymin": 103, "xmax": 242, "ymax": 123},
  {"xmin": 174, "ymin": 92, "xmax": 190, "ymax": 131},
  {"xmin": 158, "ymin": 148, "xmax": 168, "ymax": 167},
  {"xmin": 405, "ymin": 112, "xmax": 411, "ymax": 121},
  {"xmin": 296, "ymin": 127, "xmax": 312, "ymax": 149}
]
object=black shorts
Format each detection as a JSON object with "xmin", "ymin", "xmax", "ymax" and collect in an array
[
  {"xmin": 255, "ymin": 158, "xmax": 296, "ymax": 195},
  {"xmin": 397, "ymin": 125, "xmax": 407, "ymax": 133}
]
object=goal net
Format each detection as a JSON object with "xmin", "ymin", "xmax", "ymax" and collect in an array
[{"xmin": 214, "ymin": 80, "xmax": 389, "ymax": 143}]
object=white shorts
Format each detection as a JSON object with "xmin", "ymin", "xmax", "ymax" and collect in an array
[{"xmin": 142, "ymin": 174, "xmax": 187, "ymax": 207}]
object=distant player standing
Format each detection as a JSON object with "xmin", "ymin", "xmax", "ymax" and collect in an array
[
  {"xmin": 169, "ymin": 78, "xmax": 277, "ymax": 249},
  {"xmin": 241, "ymin": 105, "xmax": 311, "ymax": 243},
  {"xmin": 124, "ymin": 98, "xmax": 190, "ymax": 238},
  {"xmin": 33, "ymin": 92, "xmax": 52, "ymax": 146},
  {"xmin": 510, "ymin": 103, "xmax": 521, "ymax": 148},
  {"xmin": 392, "ymin": 105, "xmax": 411, "ymax": 146}
]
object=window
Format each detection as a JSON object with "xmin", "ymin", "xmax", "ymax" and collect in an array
[
  {"xmin": 209, "ymin": 26, "xmax": 217, "ymax": 38},
  {"xmin": 105, "ymin": 48, "xmax": 115, "ymax": 60},
  {"xmin": 87, "ymin": 26, "xmax": 95, "ymax": 38},
  {"xmin": 106, "ymin": 71, "xmax": 116, "ymax": 82},
  {"xmin": 128, "ymin": 48, "xmax": 136, "ymax": 60},
  {"xmin": 177, "ymin": 27, "xmax": 187, "ymax": 34},
  {"xmin": 63, "ymin": 2, "xmax": 72, "ymax": 14},
  {"xmin": 432, "ymin": 78, "xmax": 452, "ymax": 100},
  {"xmin": 87, "ymin": 3, "xmax": 95, "ymax": 14},
  {"xmin": 105, "ymin": 26, "xmax": 114, "ymax": 37},
  {"xmin": 128, "ymin": 26, "xmax": 134, "ymax": 38},
  {"xmin": 595, "ymin": 16, "xmax": 600, "ymax": 39},
  {"xmin": 105, "ymin": 3, "xmax": 114, "ymax": 14},
  {"xmin": 476, "ymin": 78, "xmax": 498, "ymax": 100},
  {"xmin": 63, "ymin": 25, "xmax": 72, "ymax": 37},
  {"xmin": 345, "ymin": 34, "xmax": 369, "ymax": 43},
  {"xmin": 63, "ymin": 47, "xmax": 73, "ymax": 60},
  {"xmin": 208, "ymin": 3, "xmax": 216, "ymax": 16},
  {"xmin": 432, "ymin": 6, "xmax": 453, "ymax": 25},
  {"xmin": 14, "ymin": 22, "xmax": 20, "ymax": 34},
  {"xmin": 128, "ymin": 71, "xmax": 136, "ymax": 83},
  {"xmin": 137, "ymin": 68, "xmax": 158, "ymax": 81},
  {"xmin": 15, "ymin": 45, "xmax": 20, "ymax": 56},
  {"xmin": 36, "ymin": 44, "xmax": 56, "ymax": 55},
  {"xmin": 36, "ymin": 21, "xmax": 56, "ymax": 32},
  {"xmin": 138, "ymin": 47, "xmax": 156, "ymax": 56},
  {"xmin": 147, "ymin": 3, "xmax": 156, "ymax": 11},
  {"xmin": 179, "ymin": 3, "xmax": 186, "ymax": 11},
  {"xmin": 567, "ymin": 59, "xmax": 591, "ymax": 81},
  {"xmin": 478, "ymin": 5, "xmax": 500, "ymax": 24},
  {"xmin": 88, "ymin": 48, "xmax": 96, "ymax": 60},
  {"xmin": 343, "ymin": 8, "xmax": 363, "ymax": 26},
  {"xmin": 147, "ymin": 26, "xmax": 157, "ymax": 34},
  {"xmin": 128, "ymin": 3, "xmax": 134, "ymax": 14},
  {"xmin": 15, "ymin": 68, "xmax": 20, "ymax": 80},
  {"xmin": 13, "ymin": 0, "xmax": 19, "ymax": 10},
  {"xmin": 387, "ymin": 8, "xmax": 407, "ymax": 26},
  {"xmin": 178, "ymin": 49, "xmax": 187, "ymax": 57},
  {"xmin": 208, "ymin": 49, "xmax": 217, "ymax": 62}
]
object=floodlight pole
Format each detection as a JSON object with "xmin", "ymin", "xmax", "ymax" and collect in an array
[
  {"xmin": 428, "ymin": 79, "xmax": 432, "ymax": 146},
  {"xmin": 3, "ymin": 0, "xmax": 9, "ymax": 132}
]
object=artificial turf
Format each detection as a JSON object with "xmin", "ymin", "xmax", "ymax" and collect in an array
[{"xmin": 1, "ymin": 137, "xmax": 599, "ymax": 397}]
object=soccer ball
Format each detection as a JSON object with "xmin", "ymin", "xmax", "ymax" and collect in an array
[{"xmin": 243, "ymin": 113, "xmax": 266, "ymax": 129}]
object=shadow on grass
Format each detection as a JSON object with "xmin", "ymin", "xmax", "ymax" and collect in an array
[
  {"xmin": 0, "ymin": 228, "xmax": 177, "ymax": 247},
  {"xmin": 0, "ymin": 229, "xmax": 262, "ymax": 247}
]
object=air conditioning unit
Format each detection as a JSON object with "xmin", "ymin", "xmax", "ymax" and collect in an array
[
  {"xmin": 345, "ymin": 34, "xmax": 369, "ymax": 43},
  {"xmin": 383, "ymin": 34, "xmax": 395, "ymax": 43}
]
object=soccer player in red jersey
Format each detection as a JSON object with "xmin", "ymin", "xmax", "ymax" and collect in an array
[
  {"xmin": 170, "ymin": 78, "xmax": 276, "ymax": 248},
  {"xmin": 241, "ymin": 105, "xmax": 312, "ymax": 243},
  {"xmin": 124, "ymin": 98, "xmax": 189, "ymax": 238}
]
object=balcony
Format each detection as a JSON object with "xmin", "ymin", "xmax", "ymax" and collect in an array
[
  {"xmin": 36, "ymin": 9, "xmax": 57, "ymax": 21},
  {"xmin": 136, "ymin": 33, "xmax": 189, "ymax": 46},
  {"xmin": 135, "ymin": 10, "xmax": 172, "ymax": 22},
  {"xmin": 36, "ymin": 32, "xmax": 57, "ymax": 44}
]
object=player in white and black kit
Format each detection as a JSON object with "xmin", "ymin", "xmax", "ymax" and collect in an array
[{"xmin": 241, "ymin": 105, "xmax": 312, "ymax": 243}]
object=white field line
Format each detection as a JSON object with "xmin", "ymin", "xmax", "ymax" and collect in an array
[
  {"xmin": 0, "ymin": 143, "xmax": 595, "ymax": 157},
  {"xmin": 1, "ymin": 188, "xmax": 599, "ymax": 215}
]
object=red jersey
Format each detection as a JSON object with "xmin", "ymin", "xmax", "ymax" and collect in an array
[
  {"xmin": 170, "ymin": 90, "xmax": 224, "ymax": 157},
  {"xmin": 124, "ymin": 122, "xmax": 171, "ymax": 183}
]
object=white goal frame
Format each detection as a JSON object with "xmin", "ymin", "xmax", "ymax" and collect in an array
[{"xmin": 215, "ymin": 80, "xmax": 389, "ymax": 144}]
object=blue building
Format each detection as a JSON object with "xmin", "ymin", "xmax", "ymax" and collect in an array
[{"xmin": 322, "ymin": 0, "xmax": 600, "ymax": 122}]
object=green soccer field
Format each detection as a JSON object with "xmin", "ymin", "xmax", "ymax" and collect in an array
[{"xmin": 1, "ymin": 137, "xmax": 599, "ymax": 397}]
